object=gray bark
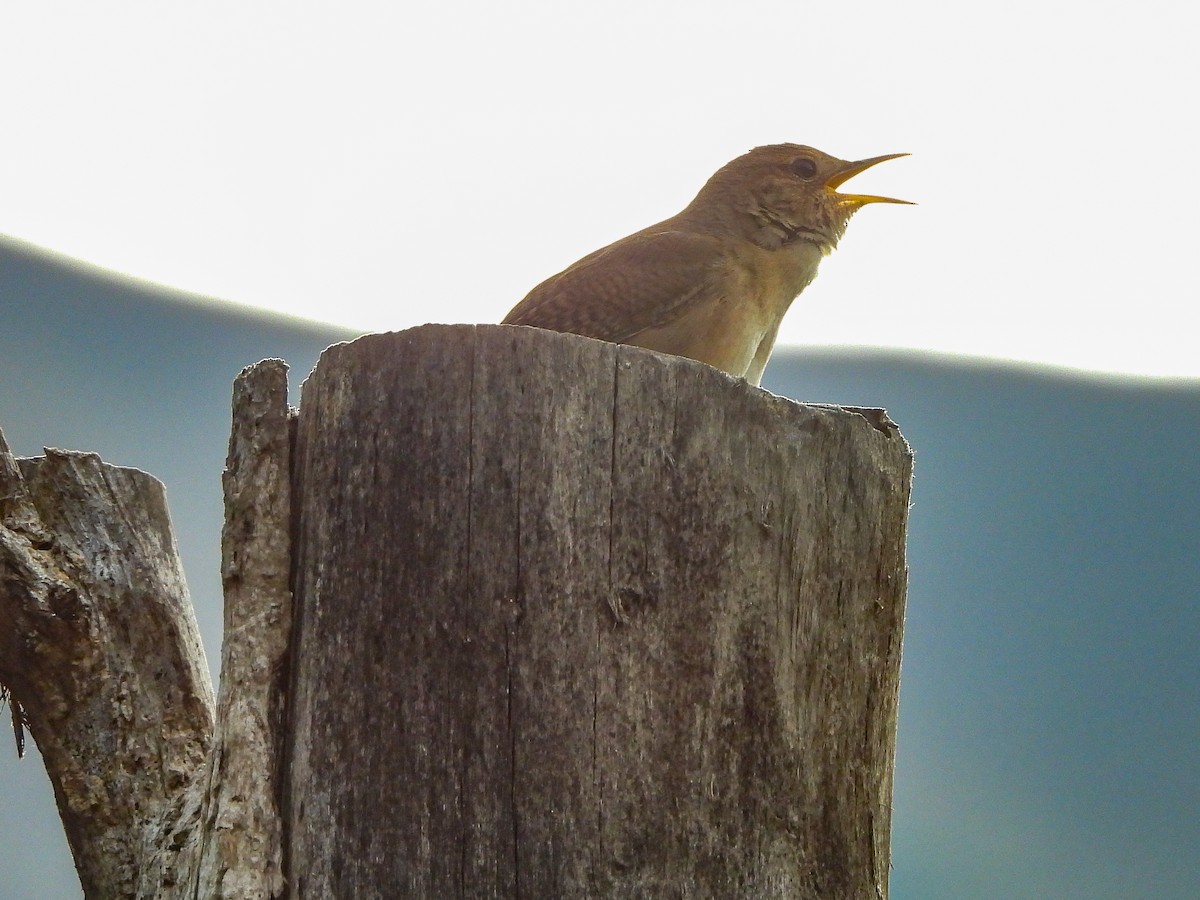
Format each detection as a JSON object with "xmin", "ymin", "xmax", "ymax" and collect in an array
[
  {"xmin": 286, "ymin": 325, "xmax": 912, "ymax": 898},
  {"xmin": 0, "ymin": 358, "xmax": 294, "ymax": 899},
  {"xmin": 1, "ymin": 326, "xmax": 911, "ymax": 898},
  {"xmin": 0, "ymin": 433, "xmax": 215, "ymax": 897}
]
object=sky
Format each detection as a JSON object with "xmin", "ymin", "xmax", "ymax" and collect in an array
[{"xmin": 2, "ymin": 2, "xmax": 1198, "ymax": 376}]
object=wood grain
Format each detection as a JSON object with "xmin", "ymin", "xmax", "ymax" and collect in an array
[{"xmin": 285, "ymin": 325, "xmax": 912, "ymax": 898}]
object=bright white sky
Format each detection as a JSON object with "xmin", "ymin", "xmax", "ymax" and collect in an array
[{"xmin": 3, "ymin": 2, "xmax": 1198, "ymax": 377}]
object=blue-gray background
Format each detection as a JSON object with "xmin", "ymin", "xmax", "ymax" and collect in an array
[{"xmin": 2, "ymin": 236, "xmax": 1197, "ymax": 898}]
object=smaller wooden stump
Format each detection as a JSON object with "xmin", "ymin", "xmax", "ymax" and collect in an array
[{"xmin": 0, "ymin": 434, "xmax": 214, "ymax": 897}]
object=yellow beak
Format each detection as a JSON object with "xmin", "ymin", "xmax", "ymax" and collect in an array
[{"xmin": 826, "ymin": 153, "xmax": 913, "ymax": 206}]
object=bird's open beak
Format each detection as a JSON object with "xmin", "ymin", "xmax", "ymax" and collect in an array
[{"xmin": 826, "ymin": 153, "xmax": 913, "ymax": 206}]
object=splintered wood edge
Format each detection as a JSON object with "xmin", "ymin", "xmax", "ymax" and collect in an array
[{"xmin": 195, "ymin": 357, "xmax": 294, "ymax": 899}]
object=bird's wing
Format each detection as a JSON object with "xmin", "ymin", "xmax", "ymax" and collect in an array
[{"xmin": 502, "ymin": 229, "xmax": 731, "ymax": 344}]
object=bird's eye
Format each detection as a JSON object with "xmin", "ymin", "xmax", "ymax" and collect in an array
[{"xmin": 789, "ymin": 157, "xmax": 818, "ymax": 179}]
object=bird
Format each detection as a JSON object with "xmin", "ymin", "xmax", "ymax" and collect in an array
[{"xmin": 502, "ymin": 144, "xmax": 911, "ymax": 386}]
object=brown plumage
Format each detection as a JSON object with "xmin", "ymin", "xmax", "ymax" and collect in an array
[{"xmin": 503, "ymin": 143, "xmax": 910, "ymax": 386}]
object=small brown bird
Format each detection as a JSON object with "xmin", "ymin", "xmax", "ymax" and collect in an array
[{"xmin": 502, "ymin": 144, "xmax": 911, "ymax": 386}]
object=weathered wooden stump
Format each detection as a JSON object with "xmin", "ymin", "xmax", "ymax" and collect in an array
[
  {"xmin": 286, "ymin": 326, "xmax": 911, "ymax": 897},
  {"xmin": 0, "ymin": 325, "xmax": 911, "ymax": 898}
]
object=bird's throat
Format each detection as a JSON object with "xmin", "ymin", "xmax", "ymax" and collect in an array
[
  {"xmin": 781, "ymin": 224, "xmax": 833, "ymax": 251},
  {"xmin": 757, "ymin": 209, "xmax": 835, "ymax": 253}
]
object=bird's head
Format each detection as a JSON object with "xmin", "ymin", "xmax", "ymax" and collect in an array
[{"xmin": 685, "ymin": 143, "xmax": 912, "ymax": 253}]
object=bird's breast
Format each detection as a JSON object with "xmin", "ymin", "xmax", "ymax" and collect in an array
[
  {"xmin": 628, "ymin": 240, "xmax": 823, "ymax": 381},
  {"xmin": 739, "ymin": 240, "xmax": 826, "ymax": 320}
]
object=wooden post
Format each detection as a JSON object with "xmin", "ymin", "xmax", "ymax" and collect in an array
[
  {"xmin": 286, "ymin": 325, "xmax": 912, "ymax": 897},
  {"xmin": 1, "ymin": 325, "xmax": 911, "ymax": 898}
]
